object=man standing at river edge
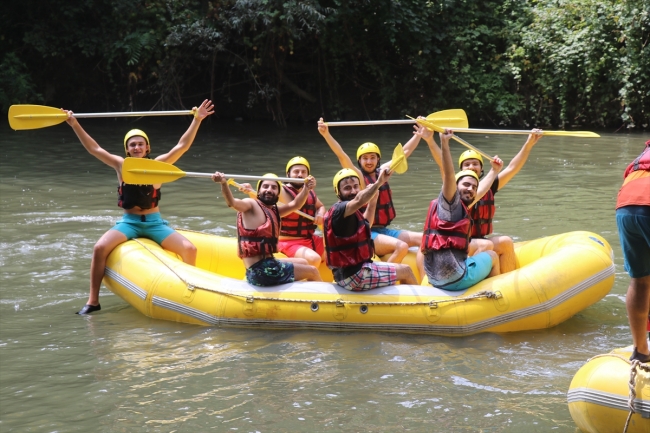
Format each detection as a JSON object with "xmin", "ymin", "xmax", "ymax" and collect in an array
[
  {"xmin": 615, "ymin": 139, "xmax": 650, "ymax": 363},
  {"xmin": 324, "ymin": 168, "xmax": 417, "ymax": 290}
]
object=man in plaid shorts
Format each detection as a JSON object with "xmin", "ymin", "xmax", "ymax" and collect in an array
[{"xmin": 323, "ymin": 168, "xmax": 417, "ymax": 291}]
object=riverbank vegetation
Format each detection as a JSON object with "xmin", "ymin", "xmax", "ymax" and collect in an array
[{"xmin": 2, "ymin": 0, "xmax": 647, "ymax": 129}]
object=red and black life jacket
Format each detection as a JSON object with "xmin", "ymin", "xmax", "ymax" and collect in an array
[
  {"xmin": 362, "ymin": 170, "xmax": 396, "ymax": 226},
  {"xmin": 280, "ymin": 184, "xmax": 317, "ymax": 237},
  {"xmin": 324, "ymin": 207, "xmax": 374, "ymax": 269},
  {"xmin": 421, "ymin": 199, "xmax": 472, "ymax": 254},
  {"xmin": 469, "ymin": 189, "xmax": 495, "ymax": 238},
  {"xmin": 117, "ymin": 183, "xmax": 161, "ymax": 210},
  {"xmin": 617, "ymin": 140, "xmax": 650, "ymax": 208},
  {"xmin": 237, "ymin": 200, "xmax": 280, "ymax": 259}
]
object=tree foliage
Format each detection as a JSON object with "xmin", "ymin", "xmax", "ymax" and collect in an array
[{"xmin": 1, "ymin": 0, "xmax": 647, "ymax": 129}]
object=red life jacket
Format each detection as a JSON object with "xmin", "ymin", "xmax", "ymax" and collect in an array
[
  {"xmin": 237, "ymin": 200, "xmax": 280, "ymax": 259},
  {"xmin": 363, "ymin": 170, "xmax": 396, "ymax": 226},
  {"xmin": 118, "ymin": 183, "xmax": 161, "ymax": 210},
  {"xmin": 421, "ymin": 198, "xmax": 471, "ymax": 253},
  {"xmin": 469, "ymin": 189, "xmax": 495, "ymax": 238},
  {"xmin": 616, "ymin": 140, "xmax": 650, "ymax": 209},
  {"xmin": 280, "ymin": 185, "xmax": 317, "ymax": 237},
  {"xmin": 324, "ymin": 206, "xmax": 374, "ymax": 269}
]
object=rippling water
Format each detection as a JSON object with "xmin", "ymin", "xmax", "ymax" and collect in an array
[{"xmin": 0, "ymin": 118, "xmax": 648, "ymax": 432}]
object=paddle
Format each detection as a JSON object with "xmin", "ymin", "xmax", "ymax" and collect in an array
[
  {"xmin": 8, "ymin": 104, "xmax": 197, "ymax": 130},
  {"xmin": 437, "ymin": 127, "xmax": 600, "ymax": 138},
  {"xmin": 325, "ymin": 109, "xmax": 469, "ymax": 128},
  {"xmin": 409, "ymin": 116, "xmax": 494, "ymax": 162},
  {"xmin": 121, "ymin": 158, "xmax": 306, "ymax": 185},
  {"xmin": 227, "ymin": 179, "xmax": 316, "ymax": 221},
  {"xmin": 388, "ymin": 143, "xmax": 408, "ymax": 174}
]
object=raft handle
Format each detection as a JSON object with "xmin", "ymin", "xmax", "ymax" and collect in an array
[
  {"xmin": 246, "ymin": 296, "xmax": 254, "ymax": 303},
  {"xmin": 310, "ymin": 303, "xmax": 319, "ymax": 312},
  {"xmin": 359, "ymin": 305, "xmax": 368, "ymax": 314},
  {"xmin": 429, "ymin": 301, "xmax": 438, "ymax": 309}
]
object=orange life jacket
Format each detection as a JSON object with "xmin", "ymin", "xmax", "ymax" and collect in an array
[
  {"xmin": 616, "ymin": 140, "xmax": 650, "ymax": 209},
  {"xmin": 237, "ymin": 200, "xmax": 280, "ymax": 258},
  {"xmin": 280, "ymin": 185, "xmax": 317, "ymax": 237},
  {"xmin": 324, "ymin": 206, "xmax": 374, "ymax": 269},
  {"xmin": 421, "ymin": 198, "xmax": 471, "ymax": 253}
]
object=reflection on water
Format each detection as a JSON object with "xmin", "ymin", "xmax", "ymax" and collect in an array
[{"xmin": 0, "ymin": 119, "xmax": 648, "ymax": 431}]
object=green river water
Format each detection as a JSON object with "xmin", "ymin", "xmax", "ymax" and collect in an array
[{"xmin": 1, "ymin": 117, "xmax": 648, "ymax": 432}]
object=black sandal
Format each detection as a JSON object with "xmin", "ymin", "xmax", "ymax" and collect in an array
[{"xmin": 76, "ymin": 304, "xmax": 101, "ymax": 315}]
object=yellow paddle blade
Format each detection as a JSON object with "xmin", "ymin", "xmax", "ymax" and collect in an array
[
  {"xmin": 8, "ymin": 105, "xmax": 68, "ymax": 130},
  {"xmin": 122, "ymin": 158, "xmax": 187, "ymax": 185},
  {"xmin": 228, "ymin": 178, "xmax": 256, "ymax": 198},
  {"xmin": 426, "ymin": 109, "xmax": 469, "ymax": 129},
  {"xmin": 409, "ymin": 116, "xmax": 444, "ymax": 133},
  {"xmin": 389, "ymin": 143, "xmax": 408, "ymax": 174}
]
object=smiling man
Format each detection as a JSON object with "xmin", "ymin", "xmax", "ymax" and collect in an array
[
  {"xmin": 418, "ymin": 128, "xmax": 503, "ymax": 291},
  {"xmin": 212, "ymin": 172, "xmax": 322, "ymax": 286}
]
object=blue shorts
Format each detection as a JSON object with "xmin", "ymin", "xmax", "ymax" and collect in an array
[
  {"xmin": 371, "ymin": 226, "xmax": 403, "ymax": 240},
  {"xmin": 438, "ymin": 252, "xmax": 493, "ymax": 291},
  {"xmin": 616, "ymin": 206, "xmax": 650, "ymax": 278},
  {"xmin": 110, "ymin": 212, "xmax": 175, "ymax": 245},
  {"xmin": 245, "ymin": 257, "xmax": 295, "ymax": 287}
]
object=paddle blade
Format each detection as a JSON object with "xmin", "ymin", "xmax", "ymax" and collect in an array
[
  {"xmin": 426, "ymin": 109, "xmax": 469, "ymax": 129},
  {"xmin": 121, "ymin": 158, "xmax": 187, "ymax": 185},
  {"xmin": 389, "ymin": 143, "xmax": 408, "ymax": 174},
  {"xmin": 542, "ymin": 131, "xmax": 600, "ymax": 138},
  {"xmin": 8, "ymin": 105, "xmax": 68, "ymax": 130}
]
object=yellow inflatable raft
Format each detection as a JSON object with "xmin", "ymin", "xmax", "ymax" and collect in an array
[
  {"xmin": 568, "ymin": 346, "xmax": 650, "ymax": 433},
  {"xmin": 103, "ymin": 230, "xmax": 614, "ymax": 335}
]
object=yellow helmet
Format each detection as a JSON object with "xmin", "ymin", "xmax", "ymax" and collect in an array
[
  {"xmin": 123, "ymin": 129, "xmax": 150, "ymax": 156},
  {"xmin": 356, "ymin": 142, "xmax": 381, "ymax": 160},
  {"xmin": 455, "ymin": 170, "xmax": 480, "ymax": 184},
  {"xmin": 458, "ymin": 149, "xmax": 483, "ymax": 169},
  {"xmin": 332, "ymin": 168, "xmax": 360, "ymax": 196},
  {"xmin": 257, "ymin": 173, "xmax": 282, "ymax": 192},
  {"xmin": 286, "ymin": 156, "xmax": 310, "ymax": 175}
]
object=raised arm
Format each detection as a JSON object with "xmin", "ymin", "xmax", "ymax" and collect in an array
[
  {"xmin": 212, "ymin": 172, "xmax": 255, "ymax": 213},
  {"xmin": 344, "ymin": 167, "xmax": 392, "ymax": 217},
  {"xmin": 439, "ymin": 130, "xmax": 457, "ymax": 203},
  {"xmin": 317, "ymin": 118, "xmax": 362, "ymax": 176},
  {"xmin": 496, "ymin": 128, "xmax": 543, "ymax": 189},
  {"xmin": 157, "ymin": 100, "xmax": 215, "ymax": 164},
  {"xmin": 380, "ymin": 123, "xmax": 425, "ymax": 169},
  {"xmin": 278, "ymin": 176, "xmax": 316, "ymax": 217},
  {"xmin": 63, "ymin": 110, "xmax": 123, "ymax": 171},
  {"xmin": 473, "ymin": 156, "xmax": 504, "ymax": 205},
  {"xmin": 417, "ymin": 119, "xmax": 443, "ymax": 172}
]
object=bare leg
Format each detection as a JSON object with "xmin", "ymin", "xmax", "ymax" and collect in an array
[
  {"xmin": 469, "ymin": 238, "xmax": 493, "ymax": 256},
  {"xmin": 85, "ymin": 229, "xmax": 128, "ymax": 308},
  {"xmin": 626, "ymin": 275, "xmax": 650, "ymax": 358},
  {"xmin": 374, "ymin": 234, "xmax": 408, "ymax": 263},
  {"xmin": 395, "ymin": 264, "xmax": 417, "ymax": 285},
  {"xmin": 486, "ymin": 250, "xmax": 500, "ymax": 278},
  {"xmin": 416, "ymin": 249, "xmax": 425, "ymax": 284},
  {"xmin": 293, "ymin": 263, "xmax": 322, "ymax": 282},
  {"xmin": 397, "ymin": 230, "xmax": 423, "ymax": 248},
  {"xmin": 491, "ymin": 235, "xmax": 516, "ymax": 273},
  {"xmin": 292, "ymin": 246, "xmax": 323, "ymax": 268},
  {"xmin": 161, "ymin": 232, "xmax": 197, "ymax": 266},
  {"xmin": 280, "ymin": 257, "xmax": 308, "ymax": 265}
]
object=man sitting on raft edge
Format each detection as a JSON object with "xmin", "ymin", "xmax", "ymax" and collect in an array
[{"xmin": 212, "ymin": 172, "xmax": 322, "ymax": 286}]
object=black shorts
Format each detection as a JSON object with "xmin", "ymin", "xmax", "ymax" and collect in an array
[{"xmin": 245, "ymin": 258, "xmax": 295, "ymax": 287}]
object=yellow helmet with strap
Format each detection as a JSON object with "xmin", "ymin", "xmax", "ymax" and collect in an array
[
  {"xmin": 458, "ymin": 149, "xmax": 483, "ymax": 169},
  {"xmin": 286, "ymin": 156, "xmax": 310, "ymax": 175},
  {"xmin": 333, "ymin": 168, "xmax": 360, "ymax": 196},
  {"xmin": 123, "ymin": 129, "xmax": 150, "ymax": 156},
  {"xmin": 356, "ymin": 142, "xmax": 381, "ymax": 160},
  {"xmin": 257, "ymin": 173, "xmax": 282, "ymax": 191},
  {"xmin": 455, "ymin": 170, "xmax": 480, "ymax": 184}
]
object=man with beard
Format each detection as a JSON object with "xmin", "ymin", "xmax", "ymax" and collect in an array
[
  {"xmin": 278, "ymin": 157, "xmax": 326, "ymax": 267},
  {"xmin": 318, "ymin": 119, "xmax": 424, "ymax": 264},
  {"xmin": 212, "ymin": 172, "xmax": 322, "ymax": 286},
  {"xmin": 418, "ymin": 128, "xmax": 503, "ymax": 290},
  {"xmin": 324, "ymin": 168, "xmax": 417, "ymax": 291}
]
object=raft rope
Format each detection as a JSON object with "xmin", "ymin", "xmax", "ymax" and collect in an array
[
  {"xmin": 132, "ymin": 238, "xmax": 501, "ymax": 307},
  {"xmin": 586, "ymin": 353, "xmax": 650, "ymax": 433}
]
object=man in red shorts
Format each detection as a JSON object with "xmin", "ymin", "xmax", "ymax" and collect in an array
[{"xmin": 277, "ymin": 157, "xmax": 326, "ymax": 268}]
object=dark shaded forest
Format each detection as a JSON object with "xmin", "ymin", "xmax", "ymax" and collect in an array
[{"xmin": 1, "ymin": 0, "xmax": 648, "ymax": 129}]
